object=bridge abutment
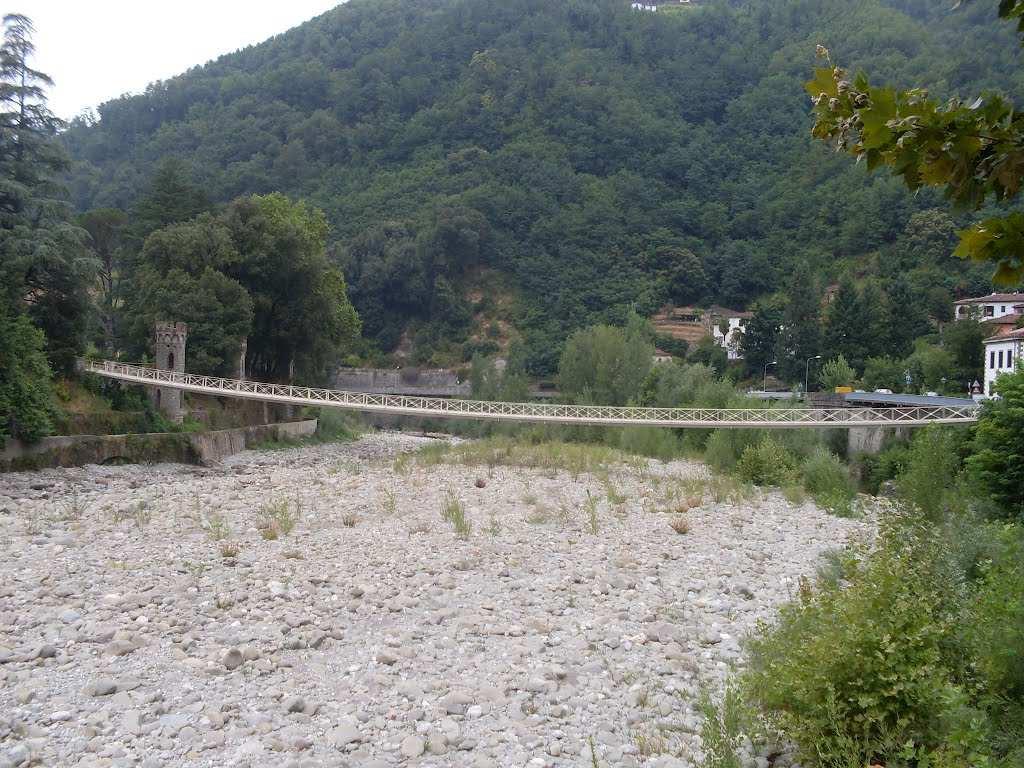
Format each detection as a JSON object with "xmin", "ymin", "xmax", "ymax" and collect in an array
[{"xmin": 847, "ymin": 425, "xmax": 910, "ymax": 455}]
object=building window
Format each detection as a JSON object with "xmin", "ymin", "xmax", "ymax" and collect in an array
[
  {"xmin": 985, "ymin": 305, "xmax": 995, "ymax": 317},
  {"xmin": 999, "ymin": 350, "xmax": 1004, "ymax": 368},
  {"xmin": 991, "ymin": 350, "xmax": 996, "ymax": 369},
  {"xmin": 1002, "ymin": 305, "xmax": 1007, "ymax": 313}
]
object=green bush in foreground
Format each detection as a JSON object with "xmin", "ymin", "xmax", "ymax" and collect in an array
[{"xmin": 744, "ymin": 513, "xmax": 979, "ymax": 767}]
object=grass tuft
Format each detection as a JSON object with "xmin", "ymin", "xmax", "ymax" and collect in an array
[{"xmin": 440, "ymin": 490, "xmax": 472, "ymax": 538}]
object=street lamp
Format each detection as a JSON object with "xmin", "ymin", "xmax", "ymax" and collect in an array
[
  {"xmin": 763, "ymin": 360, "xmax": 777, "ymax": 393},
  {"xmin": 804, "ymin": 355, "xmax": 822, "ymax": 395}
]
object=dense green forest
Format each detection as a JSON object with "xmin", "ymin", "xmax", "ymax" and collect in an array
[{"xmin": 61, "ymin": 0, "xmax": 1020, "ymax": 373}]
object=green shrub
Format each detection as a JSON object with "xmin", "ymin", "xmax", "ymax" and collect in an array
[
  {"xmin": 801, "ymin": 448, "xmax": 856, "ymax": 515},
  {"xmin": 315, "ymin": 407, "xmax": 362, "ymax": 442},
  {"xmin": 0, "ymin": 310, "xmax": 57, "ymax": 442},
  {"xmin": 819, "ymin": 354, "xmax": 855, "ymax": 391},
  {"xmin": 963, "ymin": 527, "xmax": 1024, "ymax": 763},
  {"xmin": 744, "ymin": 515, "xmax": 975, "ymax": 767},
  {"xmin": 897, "ymin": 426, "xmax": 963, "ymax": 521},
  {"xmin": 968, "ymin": 368, "xmax": 1024, "ymax": 521},
  {"xmin": 704, "ymin": 428, "xmax": 762, "ymax": 472},
  {"xmin": 857, "ymin": 440, "xmax": 911, "ymax": 494},
  {"xmin": 736, "ymin": 436, "xmax": 798, "ymax": 486},
  {"xmin": 617, "ymin": 425, "xmax": 680, "ymax": 460}
]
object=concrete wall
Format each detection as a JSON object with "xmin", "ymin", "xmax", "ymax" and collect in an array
[{"xmin": 1, "ymin": 420, "xmax": 317, "ymax": 473}]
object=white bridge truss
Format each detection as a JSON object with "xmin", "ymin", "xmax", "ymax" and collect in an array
[{"xmin": 81, "ymin": 359, "xmax": 980, "ymax": 429}]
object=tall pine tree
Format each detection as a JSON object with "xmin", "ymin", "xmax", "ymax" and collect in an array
[
  {"xmin": 776, "ymin": 266, "xmax": 822, "ymax": 385},
  {"xmin": 0, "ymin": 13, "xmax": 92, "ymax": 374},
  {"xmin": 886, "ymin": 276, "xmax": 929, "ymax": 358},
  {"xmin": 823, "ymin": 275, "xmax": 871, "ymax": 373}
]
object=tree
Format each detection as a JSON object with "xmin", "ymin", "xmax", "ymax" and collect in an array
[
  {"xmin": 0, "ymin": 14, "xmax": 93, "ymax": 374},
  {"xmin": 906, "ymin": 343, "xmax": 955, "ymax": 392},
  {"xmin": 941, "ymin": 318, "xmax": 985, "ymax": 386},
  {"xmin": 819, "ymin": 354, "xmax": 855, "ymax": 391},
  {"xmin": 861, "ymin": 280, "xmax": 892, "ymax": 360},
  {"xmin": 823, "ymin": 276, "xmax": 871, "ymax": 373},
  {"xmin": 0, "ymin": 306, "xmax": 56, "ymax": 442},
  {"xmin": 741, "ymin": 295, "xmax": 785, "ymax": 378},
  {"xmin": 887, "ymin": 276, "xmax": 929, "ymax": 358},
  {"xmin": 968, "ymin": 367, "xmax": 1024, "ymax": 520},
  {"xmin": 130, "ymin": 158, "xmax": 211, "ymax": 242},
  {"xmin": 558, "ymin": 319, "xmax": 653, "ymax": 406},
  {"xmin": 79, "ymin": 208, "xmax": 128, "ymax": 355},
  {"xmin": 653, "ymin": 246, "xmax": 707, "ymax": 305},
  {"xmin": 862, "ymin": 356, "xmax": 905, "ymax": 392},
  {"xmin": 689, "ymin": 335, "xmax": 728, "ymax": 376},
  {"xmin": 776, "ymin": 267, "xmax": 821, "ymax": 385},
  {"xmin": 126, "ymin": 267, "xmax": 253, "ymax": 377},
  {"xmin": 220, "ymin": 193, "xmax": 359, "ymax": 383},
  {"xmin": 807, "ymin": 22, "xmax": 1024, "ymax": 284}
]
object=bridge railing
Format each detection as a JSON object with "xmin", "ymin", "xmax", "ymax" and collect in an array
[{"xmin": 79, "ymin": 359, "xmax": 980, "ymax": 428}]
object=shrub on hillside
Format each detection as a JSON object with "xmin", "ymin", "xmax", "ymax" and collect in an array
[{"xmin": 736, "ymin": 436, "xmax": 798, "ymax": 486}]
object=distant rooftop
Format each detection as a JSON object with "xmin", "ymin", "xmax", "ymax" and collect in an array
[
  {"xmin": 954, "ymin": 292, "xmax": 1024, "ymax": 305},
  {"xmin": 843, "ymin": 392, "xmax": 978, "ymax": 408},
  {"xmin": 984, "ymin": 327, "xmax": 1024, "ymax": 344}
]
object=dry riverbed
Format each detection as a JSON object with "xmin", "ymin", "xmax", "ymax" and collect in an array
[{"xmin": 0, "ymin": 432, "xmax": 866, "ymax": 768}]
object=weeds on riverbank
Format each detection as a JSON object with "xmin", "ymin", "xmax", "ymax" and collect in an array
[
  {"xmin": 257, "ymin": 499, "xmax": 296, "ymax": 539},
  {"xmin": 441, "ymin": 490, "xmax": 471, "ymax": 538}
]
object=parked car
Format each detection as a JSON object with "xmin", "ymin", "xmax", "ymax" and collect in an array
[{"xmin": 874, "ymin": 388, "xmax": 893, "ymax": 394}]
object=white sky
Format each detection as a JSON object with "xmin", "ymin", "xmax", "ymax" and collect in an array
[{"xmin": 21, "ymin": 1, "xmax": 342, "ymax": 120}]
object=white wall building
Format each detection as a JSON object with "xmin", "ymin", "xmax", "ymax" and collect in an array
[
  {"xmin": 954, "ymin": 292, "xmax": 1024, "ymax": 322},
  {"xmin": 711, "ymin": 315, "xmax": 749, "ymax": 361},
  {"xmin": 983, "ymin": 327, "xmax": 1023, "ymax": 396}
]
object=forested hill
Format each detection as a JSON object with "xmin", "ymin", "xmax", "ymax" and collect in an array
[{"xmin": 62, "ymin": 0, "xmax": 1023, "ymax": 373}]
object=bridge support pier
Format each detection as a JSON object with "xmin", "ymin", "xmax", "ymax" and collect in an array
[
  {"xmin": 847, "ymin": 425, "xmax": 910, "ymax": 455},
  {"xmin": 150, "ymin": 322, "xmax": 188, "ymax": 424}
]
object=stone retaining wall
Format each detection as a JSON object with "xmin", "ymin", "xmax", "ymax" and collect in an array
[{"xmin": 1, "ymin": 420, "xmax": 318, "ymax": 472}]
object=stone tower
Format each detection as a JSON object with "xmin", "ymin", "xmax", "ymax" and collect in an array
[{"xmin": 151, "ymin": 321, "xmax": 187, "ymax": 423}]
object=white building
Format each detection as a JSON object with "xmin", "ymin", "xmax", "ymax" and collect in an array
[
  {"xmin": 983, "ymin": 327, "xmax": 1023, "ymax": 396},
  {"xmin": 954, "ymin": 292, "xmax": 1024, "ymax": 322},
  {"xmin": 710, "ymin": 312, "xmax": 750, "ymax": 361},
  {"xmin": 630, "ymin": 2, "xmax": 658, "ymax": 10}
]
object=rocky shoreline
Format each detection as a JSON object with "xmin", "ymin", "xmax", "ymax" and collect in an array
[{"xmin": 0, "ymin": 432, "xmax": 867, "ymax": 768}]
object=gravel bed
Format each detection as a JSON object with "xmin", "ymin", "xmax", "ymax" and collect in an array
[{"xmin": 0, "ymin": 432, "xmax": 866, "ymax": 768}]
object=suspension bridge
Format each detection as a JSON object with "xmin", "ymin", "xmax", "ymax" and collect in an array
[{"xmin": 80, "ymin": 359, "xmax": 981, "ymax": 429}]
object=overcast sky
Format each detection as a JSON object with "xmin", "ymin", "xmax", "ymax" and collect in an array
[{"xmin": 23, "ymin": 1, "xmax": 341, "ymax": 121}]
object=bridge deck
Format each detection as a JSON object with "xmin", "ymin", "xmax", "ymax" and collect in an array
[{"xmin": 80, "ymin": 360, "xmax": 980, "ymax": 429}]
